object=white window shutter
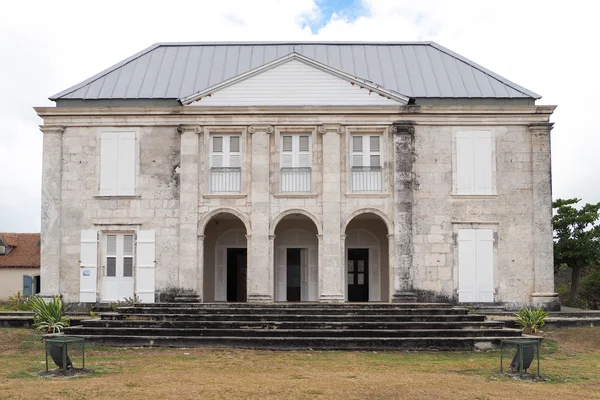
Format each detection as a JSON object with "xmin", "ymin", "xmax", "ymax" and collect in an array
[
  {"xmin": 215, "ymin": 248, "xmax": 227, "ymax": 301},
  {"xmin": 99, "ymin": 133, "xmax": 119, "ymax": 195},
  {"xmin": 281, "ymin": 135, "xmax": 294, "ymax": 168},
  {"xmin": 117, "ymin": 132, "xmax": 136, "ymax": 195},
  {"xmin": 298, "ymin": 136, "xmax": 311, "ymax": 167},
  {"xmin": 474, "ymin": 132, "xmax": 493, "ymax": 194},
  {"xmin": 276, "ymin": 247, "xmax": 287, "ymax": 301},
  {"xmin": 228, "ymin": 136, "xmax": 241, "ymax": 168},
  {"xmin": 458, "ymin": 229, "xmax": 477, "ymax": 302},
  {"xmin": 369, "ymin": 247, "xmax": 381, "ymax": 302},
  {"xmin": 476, "ymin": 229, "xmax": 494, "ymax": 302},
  {"xmin": 135, "ymin": 230, "xmax": 155, "ymax": 303},
  {"xmin": 455, "ymin": 132, "xmax": 474, "ymax": 194},
  {"xmin": 308, "ymin": 247, "xmax": 318, "ymax": 301},
  {"xmin": 80, "ymin": 230, "xmax": 98, "ymax": 302}
]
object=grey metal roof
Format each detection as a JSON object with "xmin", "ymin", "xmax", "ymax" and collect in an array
[{"xmin": 50, "ymin": 41, "xmax": 540, "ymax": 101}]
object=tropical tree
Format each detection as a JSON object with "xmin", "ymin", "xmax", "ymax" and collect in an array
[{"xmin": 553, "ymin": 198, "xmax": 600, "ymax": 302}]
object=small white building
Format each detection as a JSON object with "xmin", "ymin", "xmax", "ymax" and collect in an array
[{"xmin": 35, "ymin": 42, "xmax": 559, "ymax": 309}]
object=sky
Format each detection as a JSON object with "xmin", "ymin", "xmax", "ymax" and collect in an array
[{"xmin": 0, "ymin": 0, "xmax": 598, "ymax": 232}]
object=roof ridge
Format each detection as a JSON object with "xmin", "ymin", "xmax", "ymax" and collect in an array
[{"xmin": 427, "ymin": 42, "xmax": 541, "ymax": 99}]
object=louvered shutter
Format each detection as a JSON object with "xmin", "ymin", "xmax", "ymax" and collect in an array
[
  {"xmin": 474, "ymin": 132, "xmax": 493, "ymax": 194},
  {"xmin": 117, "ymin": 132, "xmax": 136, "ymax": 195},
  {"xmin": 80, "ymin": 230, "xmax": 98, "ymax": 302},
  {"xmin": 276, "ymin": 247, "xmax": 287, "ymax": 301},
  {"xmin": 99, "ymin": 133, "xmax": 119, "ymax": 195},
  {"xmin": 215, "ymin": 248, "xmax": 227, "ymax": 301},
  {"xmin": 369, "ymin": 247, "xmax": 381, "ymax": 302},
  {"xmin": 135, "ymin": 230, "xmax": 155, "ymax": 303},
  {"xmin": 455, "ymin": 132, "xmax": 475, "ymax": 194},
  {"xmin": 22, "ymin": 275, "xmax": 33, "ymax": 296}
]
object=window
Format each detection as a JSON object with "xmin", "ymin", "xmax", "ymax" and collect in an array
[
  {"xmin": 454, "ymin": 131, "xmax": 494, "ymax": 194},
  {"xmin": 351, "ymin": 135, "xmax": 382, "ymax": 191},
  {"xmin": 99, "ymin": 131, "xmax": 136, "ymax": 196},
  {"xmin": 280, "ymin": 135, "xmax": 311, "ymax": 192},
  {"xmin": 210, "ymin": 135, "xmax": 241, "ymax": 192}
]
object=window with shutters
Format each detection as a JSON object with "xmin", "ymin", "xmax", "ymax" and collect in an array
[
  {"xmin": 454, "ymin": 131, "xmax": 495, "ymax": 195},
  {"xmin": 99, "ymin": 131, "xmax": 137, "ymax": 196},
  {"xmin": 351, "ymin": 135, "xmax": 382, "ymax": 192},
  {"xmin": 280, "ymin": 135, "xmax": 311, "ymax": 192},
  {"xmin": 210, "ymin": 135, "xmax": 242, "ymax": 192}
]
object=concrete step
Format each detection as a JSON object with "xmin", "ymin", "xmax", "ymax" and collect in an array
[
  {"xmin": 65, "ymin": 326, "xmax": 522, "ymax": 338},
  {"xmin": 64, "ymin": 334, "xmax": 526, "ymax": 351},
  {"xmin": 81, "ymin": 319, "xmax": 506, "ymax": 330},
  {"xmin": 135, "ymin": 302, "xmax": 454, "ymax": 309},
  {"xmin": 100, "ymin": 313, "xmax": 486, "ymax": 323}
]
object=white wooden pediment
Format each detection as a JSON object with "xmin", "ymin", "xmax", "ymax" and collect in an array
[{"xmin": 183, "ymin": 56, "xmax": 407, "ymax": 107}]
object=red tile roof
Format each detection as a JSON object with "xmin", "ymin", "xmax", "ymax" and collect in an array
[{"xmin": 0, "ymin": 233, "xmax": 40, "ymax": 268}]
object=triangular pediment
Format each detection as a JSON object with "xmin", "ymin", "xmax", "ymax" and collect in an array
[{"xmin": 182, "ymin": 54, "xmax": 408, "ymax": 106}]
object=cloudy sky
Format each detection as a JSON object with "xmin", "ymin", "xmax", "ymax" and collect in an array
[{"xmin": 0, "ymin": 0, "xmax": 598, "ymax": 232}]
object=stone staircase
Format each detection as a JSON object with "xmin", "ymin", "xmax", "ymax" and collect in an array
[{"xmin": 63, "ymin": 303, "xmax": 523, "ymax": 351}]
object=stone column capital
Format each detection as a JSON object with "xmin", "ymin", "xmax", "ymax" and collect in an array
[
  {"xmin": 528, "ymin": 122, "xmax": 554, "ymax": 135},
  {"xmin": 318, "ymin": 125, "xmax": 345, "ymax": 135},
  {"xmin": 248, "ymin": 125, "xmax": 274, "ymax": 134},
  {"xmin": 391, "ymin": 120, "xmax": 416, "ymax": 135},
  {"xmin": 197, "ymin": 234, "xmax": 206, "ymax": 240},
  {"xmin": 39, "ymin": 125, "xmax": 65, "ymax": 135},
  {"xmin": 177, "ymin": 124, "xmax": 202, "ymax": 134},
  {"xmin": 269, "ymin": 234, "xmax": 276, "ymax": 240}
]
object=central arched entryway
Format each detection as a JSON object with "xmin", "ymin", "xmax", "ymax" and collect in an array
[
  {"xmin": 344, "ymin": 211, "xmax": 390, "ymax": 302},
  {"xmin": 272, "ymin": 212, "xmax": 320, "ymax": 302},
  {"xmin": 202, "ymin": 212, "xmax": 248, "ymax": 302}
]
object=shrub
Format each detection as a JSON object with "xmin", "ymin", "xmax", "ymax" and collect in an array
[
  {"xmin": 580, "ymin": 268, "xmax": 600, "ymax": 310},
  {"xmin": 6, "ymin": 291, "xmax": 33, "ymax": 311},
  {"xmin": 29, "ymin": 296, "xmax": 70, "ymax": 333},
  {"xmin": 515, "ymin": 307, "xmax": 548, "ymax": 334}
]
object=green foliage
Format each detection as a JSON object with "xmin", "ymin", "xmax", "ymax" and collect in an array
[
  {"xmin": 110, "ymin": 295, "xmax": 141, "ymax": 312},
  {"xmin": 515, "ymin": 308, "xmax": 548, "ymax": 334},
  {"xmin": 28, "ymin": 296, "xmax": 70, "ymax": 333},
  {"xmin": 89, "ymin": 311, "xmax": 97, "ymax": 319},
  {"xmin": 6, "ymin": 291, "xmax": 33, "ymax": 311},
  {"xmin": 580, "ymin": 268, "xmax": 600, "ymax": 310},
  {"xmin": 553, "ymin": 198, "xmax": 600, "ymax": 302}
]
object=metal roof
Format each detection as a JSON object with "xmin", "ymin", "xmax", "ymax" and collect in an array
[{"xmin": 50, "ymin": 42, "xmax": 540, "ymax": 102}]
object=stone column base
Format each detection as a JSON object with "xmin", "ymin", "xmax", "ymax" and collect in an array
[
  {"xmin": 392, "ymin": 292, "xmax": 418, "ymax": 303},
  {"xmin": 531, "ymin": 292, "xmax": 561, "ymax": 311},
  {"xmin": 319, "ymin": 294, "xmax": 345, "ymax": 303},
  {"xmin": 247, "ymin": 294, "xmax": 273, "ymax": 303}
]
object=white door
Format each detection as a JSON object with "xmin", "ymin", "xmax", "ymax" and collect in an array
[
  {"xmin": 458, "ymin": 229, "xmax": 494, "ymax": 302},
  {"xmin": 102, "ymin": 233, "xmax": 135, "ymax": 301}
]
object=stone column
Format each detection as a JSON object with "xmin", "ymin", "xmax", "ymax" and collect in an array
[
  {"xmin": 529, "ymin": 123, "xmax": 560, "ymax": 310},
  {"xmin": 390, "ymin": 121, "xmax": 417, "ymax": 302},
  {"xmin": 177, "ymin": 125, "xmax": 201, "ymax": 293},
  {"xmin": 39, "ymin": 125, "xmax": 64, "ymax": 299},
  {"xmin": 247, "ymin": 125, "xmax": 273, "ymax": 302},
  {"xmin": 319, "ymin": 125, "xmax": 345, "ymax": 302}
]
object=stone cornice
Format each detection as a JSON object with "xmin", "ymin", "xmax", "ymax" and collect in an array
[
  {"xmin": 391, "ymin": 120, "xmax": 416, "ymax": 135},
  {"xmin": 528, "ymin": 122, "xmax": 554, "ymax": 134},
  {"xmin": 177, "ymin": 124, "xmax": 202, "ymax": 134},
  {"xmin": 39, "ymin": 125, "xmax": 65, "ymax": 134},
  {"xmin": 248, "ymin": 125, "xmax": 273, "ymax": 134}
]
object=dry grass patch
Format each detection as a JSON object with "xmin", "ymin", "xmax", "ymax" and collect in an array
[{"xmin": 0, "ymin": 328, "xmax": 599, "ymax": 399}]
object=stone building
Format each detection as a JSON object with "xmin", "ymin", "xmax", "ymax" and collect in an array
[{"xmin": 35, "ymin": 42, "xmax": 559, "ymax": 309}]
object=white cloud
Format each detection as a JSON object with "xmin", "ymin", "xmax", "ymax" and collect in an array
[{"xmin": 0, "ymin": 0, "xmax": 598, "ymax": 231}]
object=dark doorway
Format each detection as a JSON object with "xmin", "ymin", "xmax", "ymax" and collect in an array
[
  {"xmin": 227, "ymin": 248, "xmax": 247, "ymax": 302},
  {"xmin": 287, "ymin": 248, "xmax": 301, "ymax": 302},
  {"xmin": 348, "ymin": 248, "xmax": 369, "ymax": 302},
  {"xmin": 33, "ymin": 275, "xmax": 41, "ymax": 295}
]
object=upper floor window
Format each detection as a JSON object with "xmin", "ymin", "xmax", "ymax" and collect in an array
[
  {"xmin": 351, "ymin": 135, "xmax": 382, "ymax": 192},
  {"xmin": 99, "ymin": 131, "xmax": 136, "ymax": 196},
  {"xmin": 454, "ymin": 131, "xmax": 494, "ymax": 195},
  {"xmin": 210, "ymin": 135, "xmax": 241, "ymax": 192},
  {"xmin": 280, "ymin": 135, "xmax": 311, "ymax": 192}
]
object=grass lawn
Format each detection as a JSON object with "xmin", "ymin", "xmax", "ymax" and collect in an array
[{"xmin": 1, "ymin": 328, "xmax": 599, "ymax": 400}]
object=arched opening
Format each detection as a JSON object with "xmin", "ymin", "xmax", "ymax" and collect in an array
[
  {"xmin": 344, "ymin": 212, "xmax": 390, "ymax": 302},
  {"xmin": 273, "ymin": 213, "xmax": 320, "ymax": 302},
  {"xmin": 202, "ymin": 212, "xmax": 248, "ymax": 302}
]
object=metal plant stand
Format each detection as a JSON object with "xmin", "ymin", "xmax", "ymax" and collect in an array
[
  {"xmin": 500, "ymin": 338, "xmax": 541, "ymax": 377},
  {"xmin": 45, "ymin": 336, "xmax": 85, "ymax": 373}
]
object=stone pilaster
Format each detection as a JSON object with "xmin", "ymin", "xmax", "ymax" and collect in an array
[
  {"xmin": 39, "ymin": 125, "xmax": 64, "ymax": 299},
  {"xmin": 529, "ymin": 122, "xmax": 560, "ymax": 310},
  {"xmin": 177, "ymin": 125, "xmax": 201, "ymax": 293},
  {"xmin": 196, "ymin": 234, "xmax": 205, "ymax": 301},
  {"xmin": 390, "ymin": 121, "xmax": 417, "ymax": 302},
  {"xmin": 247, "ymin": 125, "xmax": 273, "ymax": 302},
  {"xmin": 319, "ymin": 125, "xmax": 345, "ymax": 302}
]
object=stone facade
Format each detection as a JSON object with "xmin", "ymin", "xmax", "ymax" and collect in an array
[{"xmin": 35, "ymin": 105, "xmax": 559, "ymax": 309}]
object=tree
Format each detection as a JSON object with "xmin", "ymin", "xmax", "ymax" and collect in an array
[{"xmin": 553, "ymin": 198, "xmax": 600, "ymax": 302}]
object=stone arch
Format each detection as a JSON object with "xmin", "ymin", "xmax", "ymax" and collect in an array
[
  {"xmin": 269, "ymin": 208, "xmax": 322, "ymax": 236},
  {"xmin": 342, "ymin": 208, "xmax": 393, "ymax": 234},
  {"xmin": 198, "ymin": 207, "xmax": 251, "ymax": 236}
]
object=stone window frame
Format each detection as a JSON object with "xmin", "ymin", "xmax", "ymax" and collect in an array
[
  {"xmin": 273, "ymin": 126, "xmax": 319, "ymax": 196},
  {"xmin": 344, "ymin": 126, "xmax": 391, "ymax": 195}
]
